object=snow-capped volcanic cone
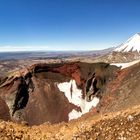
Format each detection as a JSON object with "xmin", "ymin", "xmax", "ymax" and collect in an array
[{"xmin": 114, "ymin": 33, "xmax": 140, "ymax": 53}]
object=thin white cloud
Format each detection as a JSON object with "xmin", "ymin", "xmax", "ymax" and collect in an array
[{"xmin": 0, "ymin": 45, "xmax": 50, "ymax": 52}]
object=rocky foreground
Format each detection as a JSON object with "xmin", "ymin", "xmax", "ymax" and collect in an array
[{"xmin": 0, "ymin": 105, "xmax": 140, "ymax": 140}]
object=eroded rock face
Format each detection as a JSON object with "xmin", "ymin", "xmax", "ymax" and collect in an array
[{"xmin": 0, "ymin": 62, "xmax": 118, "ymax": 125}]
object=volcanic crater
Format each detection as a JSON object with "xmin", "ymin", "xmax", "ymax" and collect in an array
[{"xmin": 0, "ymin": 62, "xmax": 119, "ymax": 126}]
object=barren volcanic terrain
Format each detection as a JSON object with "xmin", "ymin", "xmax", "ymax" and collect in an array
[{"xmin": 0, "ymin": 57, "xmax": 140, "ymax": 139}]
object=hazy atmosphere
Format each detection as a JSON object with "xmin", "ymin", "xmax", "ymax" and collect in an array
[{"xmin": 0, "ymin": 0, "xmax": 140, "ymax": 51}]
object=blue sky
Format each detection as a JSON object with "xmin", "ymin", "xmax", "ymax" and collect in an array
[{"xmin": 0, "ymin": 0, "xmax": 140, "ymax": 51}]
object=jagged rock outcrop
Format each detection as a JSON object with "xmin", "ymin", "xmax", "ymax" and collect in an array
[{"xmin": 0, "ymin": 62, "xmax": 119, "ymax": 125}]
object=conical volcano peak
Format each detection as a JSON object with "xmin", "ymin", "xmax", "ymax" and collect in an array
[
  {"xmin": 130, "ymin": 33, "xmax": 140, "ymax": 40},
  {"xmin": 136, "ymin": 33, "xmax": 140, "ymax": 36},
  {"xmin": 114, "ymin": 33, "xmax": 140, "ymax": 52}
]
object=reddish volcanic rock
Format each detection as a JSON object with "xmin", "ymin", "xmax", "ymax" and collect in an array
[
  {"xmin": 98, "ymin": 61, "xmax": 140, "ymax": 114},
  {"xmin": 0, "ymin": 98, "xmax": 10, "ymax": 121},
  {"xmin": 51, "ymin": 62, "xmax": 81, "ymax": 86}
]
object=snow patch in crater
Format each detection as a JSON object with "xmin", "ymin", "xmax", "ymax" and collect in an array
[
  {"xmin": 68, "ymin": 109, "xmax": 82, "ymax": 120},
  {"xmin": 57, "ymin": 80, "xmax": 99, "ymax": 120}
]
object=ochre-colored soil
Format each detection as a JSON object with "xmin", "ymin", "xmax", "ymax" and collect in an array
[{"xmin": 0, "ymin": 105, "xmax": 140, "ymax": 140}]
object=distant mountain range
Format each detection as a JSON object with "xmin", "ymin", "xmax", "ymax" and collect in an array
[
  {"xmin": 0, "ymin": 33, "xmax": 140, "ymax": 62},
  {"xmin": 0, "ymin": 48, "xmax": 113, "ymax": 60}
]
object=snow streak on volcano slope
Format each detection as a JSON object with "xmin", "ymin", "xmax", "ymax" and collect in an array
[
  {"xmin": 114, "ymin": 33, "xmax": 140, "ymax": 52},
  {"xmin": 57, "ymin": 80, "xmax": 99, "ymax": 120},
  {"xmin": 111, "ymin": 59, "xmax": 140, "ymax": 69}
]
